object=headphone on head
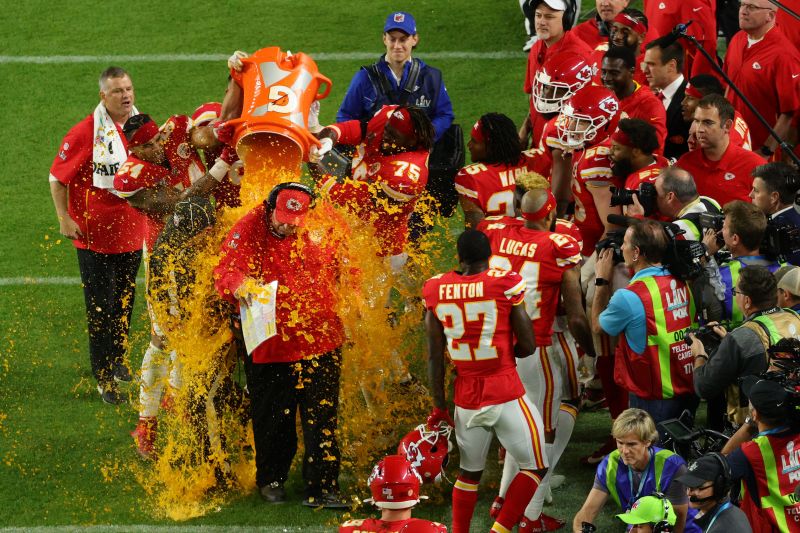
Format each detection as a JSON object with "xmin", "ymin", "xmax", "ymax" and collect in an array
[
  {"xmin": 530, "ymin": 0, "xmax": 577, "ymax": 31},
  {"xmin": 650, "ymin": 492, "xmax": 674, "ymax": 533},
  {"xmin": 265, "ymin": 182, "xmax": 316, "ymax": 211},
  {"xmin": 707, "ymin": 452, "xmax": 732, "ymax": 500}
]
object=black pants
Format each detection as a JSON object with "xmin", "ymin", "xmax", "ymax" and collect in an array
[
  {"xmin": 76, "ymin": 248, "xmax": 141, "ymax": 384},
  {"xmin": 244, "ymin": 348, "xmax": 342, "ymax": 496}
]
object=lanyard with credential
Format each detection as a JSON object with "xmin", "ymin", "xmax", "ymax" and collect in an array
[
  {"xmin": 628, "ymin": 450, "xmax": 655, "ymax": 508},
  {"xmin": 705, "ymin": 501, "xmax": 731, "ymax": 531}
]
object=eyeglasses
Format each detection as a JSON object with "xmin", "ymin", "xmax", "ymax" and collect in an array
[
  {"xmin": 739, "ymin": 2, "xmax": 776, "ymax": 12},
  {"xmin": 732, "ymin": 287, "xmax": 748, "ymax": 297}
]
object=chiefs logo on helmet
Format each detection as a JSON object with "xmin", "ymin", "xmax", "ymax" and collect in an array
[{"xmin": 397, "ymin": 424, "xmax": 452, "ymax": 484}]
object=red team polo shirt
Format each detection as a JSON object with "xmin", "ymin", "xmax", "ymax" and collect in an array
[
  {"xmin": 643, "ymin": 0, "xmax": 717, "ymax": 78},
  {"xmin": 454, "ymin": 153, "xmax": 538, "ymax": 218},
  {"xmin": 723, "ymin": 27, "xmax": 800, "ymax": 149},
  {"xmin": 478, "ymin": 216, "xmax": 582, "ymax": 346},
  {"xmin": 214, "ymin": 203, "xmax": 346, "ymax": 364},
  {"xmin": 676, "ymin": 142, "xmax": 765, "ymax": 206},
  {"xmin": 49, "ymin": 115, "xmax": 146, "ymax": 254},
  {"xmin": 321, "ymin": 106, "xmax": 429, "ymax": 256},
  {"xmin": 422, "ymin": 268, "xmax": 528, "ymax": 409},
  {"xmin": 525, "ymin": 31, "xmax": 595, "ymax": 146},
  {"xmin": 619, "ymin": 83, "xmax": 668, "ymax": 149}
]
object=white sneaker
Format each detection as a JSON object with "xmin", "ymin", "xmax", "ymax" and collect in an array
[
  {"xmin": 550, "ymin": 474, "xmax": 566, "ymax": 489},
  {"xmin": 523, "ymin": 35, "xmax": 539, "ymax": 52}
]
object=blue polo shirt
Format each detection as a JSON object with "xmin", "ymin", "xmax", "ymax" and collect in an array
[{"xmin": 598, "ymin": 266, "xmax": 670, "ymax": 354}]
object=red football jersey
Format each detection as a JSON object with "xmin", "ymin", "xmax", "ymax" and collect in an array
[
  {"xmin": 675, "ymin": 142, "xmax": 765, "ymax": 206},
  {"xmin": 323, "ymin": 106, "xmax": 429, "ymax": 256},
  {"xmin": 339, "ymin": 518, "xmax": 447, "ymax": 533},
  {"xmin": 570, "ymin": 139, "xmax": 621, "ymax": 256},
  {"xmin": 723, "ymin": 27, "xmax": 800, "ymax": 148},
  {"xmin": 623, "ymin": 155, "xmax": 669, "ymax": 190},
  {"xmin": 49, "ymin": 115, "xmax": 146, "ymax": 254},
  {"xmin": 113, "ymin": 156, "xmax": 175, "ymax": 248},
  {"xmin": 423, "ymin": 268, "xmax": 527, "ymax": 409},
  {"xmin": 160, "ymin": 115, "xmax": 206, "ymax": 185},
  {"xmin": 555, "ymin": 218, "xmax": 584, "ymax": 252},
  {"xmin": 731, "ymin": 111, "xmax": 752, "ymax": 152},
  {"xmin": 619, "ymin": 83, "xmax": 668, "ymax": 149},
  {"xmin": 455, "ymin": 153, "xmax": 537, "ymax": 218},
  {"xmin": 479, "ymin": 218, "xmax": 581, "ymax": 345}
]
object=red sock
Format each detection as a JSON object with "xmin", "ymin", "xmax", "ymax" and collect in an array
[
  {"xmin": 492, "ymin": 470, "xmax": 541, "ymax": 532},
  {"xmin": 451, "ymin": 476, "xmax": 480, "ymax": 533}
]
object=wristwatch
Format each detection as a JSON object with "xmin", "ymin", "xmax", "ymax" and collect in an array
[{"xmin": 595, "ymin": 278, "xmax": 609, "ymax": 286}]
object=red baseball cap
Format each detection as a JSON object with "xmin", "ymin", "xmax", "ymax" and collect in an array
[{"xmin": 273, "ymin": 188, "xmax": 312, "ymax": 226}]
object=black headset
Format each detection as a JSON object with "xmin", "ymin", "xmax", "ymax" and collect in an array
[
  {"xmin": 650, "ymin": 492, "xmax": 674, "ymax": 533},
  {"xmin": 707, "ymin": 452, "xmax": 733, "ymax": 500},
  {"xmin": 265, "ymin": 182, "xmax": 316, "ymax": 211}
]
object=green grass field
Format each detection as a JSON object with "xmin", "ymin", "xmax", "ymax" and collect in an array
[{"xmin": 0, "ymin": 1, "xmax": 635, "ymax": 530}]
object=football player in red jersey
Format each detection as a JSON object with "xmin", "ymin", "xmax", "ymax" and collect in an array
[
  {"xmin": 555, "ymin": 86, "xmax": 635, "ymax": 463},
  {"xmin": 114, "ymin": 114, "xmax": 235, "ymax": 460},
  {"xmin": 339, "ymin": 455, "xmax": 447, "ymax": 533},
  {"xmin": 316, "ymin": 105, "xmax": 434, "ymax": 260},
  {"xmin": 601, "ymin": 46, "xmax": 667, "ymax": 149},
  {"xmin": 455, "ymin": 113, "xmax": 539, "ymax": 228},
  {"xmin": 478, "ymin": 178, "xmax": 594, "ymax": 531},
  {"xmin": 609, "ymin": 119, "xmax": 667, "ymax": 192},
  {"xmin": 605, "ymin": 9, "xmax": 649, "ymax": 87},
  {"xmin": 423, "ymin": 229, "xmax": 546, "ymax": 533},
  {"xmin": 527, "ymin": 52, "xmax": 594, "ymax": 193}
]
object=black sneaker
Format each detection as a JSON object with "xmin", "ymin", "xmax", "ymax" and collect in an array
[
  {"xmin": 97, "ymin": 382, "xmax": 125, "ymax": 405},
  {"xmin": 113, "ymin": 363, "xmax": 133, "ymax": 382},
  {"xmin": 259, "ymin": 482, "xmax": 286, "ymax": 503},
  {"xmin": 302, "ymin": 491, "xmax": 350, "ymax": 509}
]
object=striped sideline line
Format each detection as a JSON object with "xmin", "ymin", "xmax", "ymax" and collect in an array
[
  {"xmin": 0, "ymin": 50, "xmax": 520, "ymax": 64},
  {"xmin": 0, "ymin": 277, "xmax": 144, "ymax": 286},
  {"xmin": 0, "ymin": 527, "xmax": 330, "ymax": 533}
]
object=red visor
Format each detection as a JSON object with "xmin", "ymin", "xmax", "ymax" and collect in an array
[
  {"xmin": 521, "ymin": 190, "xmax": 556, "ymax": 221},
  {"xmin": 128, "ymin": 121, "xmax": 160, "ymax": 148}
]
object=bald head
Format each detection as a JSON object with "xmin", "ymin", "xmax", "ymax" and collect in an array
[
  {"xmin": 660, "ymin": 166, "xmax": 697, "ymax": 202},
  {"xmin": 521, "ymin": 189, "xmax": 551, "ymax": 216}
]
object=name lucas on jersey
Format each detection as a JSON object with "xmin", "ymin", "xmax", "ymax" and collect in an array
[{"xmin": 499, "ymin": 237, "xmax": 538, "ymax": 258}]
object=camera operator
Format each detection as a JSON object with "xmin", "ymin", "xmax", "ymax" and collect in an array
[
  {"xmin": 704, "ymin": 201, "xmax": 780, "ymax": 327},
  {"xmin": 674, "ymin": 454, "xmax": 752, "ymax": 532},
  {"xmin": 722, "ymin": 375, "xmax": 800, "ymax": 532},
  {"xmin": 690, "ymin": 266, "xmax": 800, "ymax": 426},
  {"xmin": 592, "ymin": 219, "xmax": 698, "ymax": 424},
  {"xmin": 572, "ymin": 408, "xmax": 695, "ymax": 533},
  {"xmin": 749, "ymin": 162, "xmax": 800, "ymax": 266},
  {"xmin": 777, "ymin": 267, "xmax": 800, "ymax": 312}
]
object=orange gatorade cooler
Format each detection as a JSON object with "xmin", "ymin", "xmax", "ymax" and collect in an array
[{"xmin": 227, "ymin": 47, "xmax": 332, "ymax": 180}]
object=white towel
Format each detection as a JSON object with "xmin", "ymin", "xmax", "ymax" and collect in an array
[{"xmin": 91, "ymin": 103, "xmax": 138, "ymax": 189}]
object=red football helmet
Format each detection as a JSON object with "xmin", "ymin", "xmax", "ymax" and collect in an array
[
  {"xmin": 366, "ymin": 455, "xmax": 422, "ymax": 509},
  {"xmin": 397, "ymin": 424, "xmax": 452, "ymax": 484},
  {"xmin": 556, "ymin": 85, "xmax": 621, "ymax": 150},
  {"xmin": 532, "ymin": 52, "xmax": 595, "ymax": 114}
]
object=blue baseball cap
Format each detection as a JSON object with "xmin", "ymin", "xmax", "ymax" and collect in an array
[{"xmin": 384, "ymin": 12, "xmax": 417, "ymax": 35}]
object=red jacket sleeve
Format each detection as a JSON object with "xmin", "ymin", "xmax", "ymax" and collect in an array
[
  {"xmin": 330, "ymin": 120, "xmax": 364, "ymax": 145},
  {"xmin": 213, "ymin": 206, "xmax": 266, "ymax": 304}
]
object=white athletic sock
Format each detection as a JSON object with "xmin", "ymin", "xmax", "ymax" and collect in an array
[
  {"xmin": 168, "ymin": 350, "xmax": 182, "ymax": 390},
  {"xmin": 498, "ymin": 449, "xmax": 520, "ymax": 498},
  {"xmin": 139, "ymin": 343, "xmax": 169, "ymax": 418},
  {"xmin": 524, "ymin": 442, "xmax": 555, "ymax": 519}
]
